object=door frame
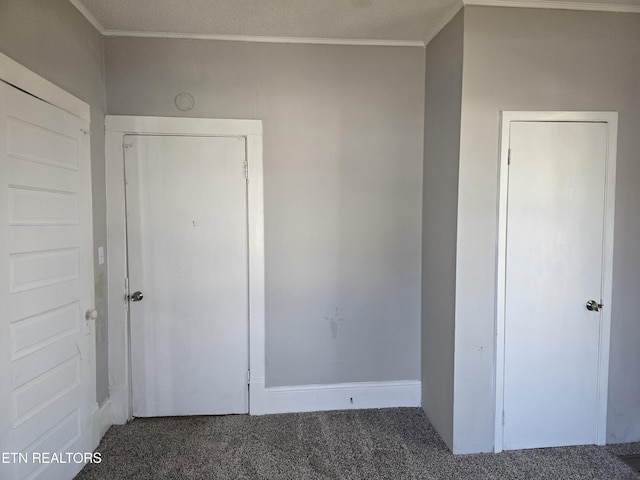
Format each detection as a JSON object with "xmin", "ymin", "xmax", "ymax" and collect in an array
[
  {"xmin": 106, "ymin": 115, "xmax": 265, "ymax": 422},
  {"xmin": 494, "ymin": 111, "xmax": 618, "ymax": 453}
]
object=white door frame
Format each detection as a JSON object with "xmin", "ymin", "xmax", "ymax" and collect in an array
[
  {"xmin": 494, "ymin": 111, "xmax": 618, "ymax": 453},
  {"xmin": 106, "ymin": 116, "xmax": 265, "ymax": 422}
]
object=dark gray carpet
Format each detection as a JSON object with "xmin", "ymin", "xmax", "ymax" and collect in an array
[{"xmin": 75, "ymin": 408, "xmax": 640, "ymax": 480}]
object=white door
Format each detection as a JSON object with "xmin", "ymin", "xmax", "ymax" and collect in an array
[
  {"xmin": 126, "ymin": 135, "xmax": 249, "ymax": 417},
  {"xmin": 502, "ymin": 121, "xmax": 609, "ymax": 450},
  {"xmin": 0, "ymin": 82, "xmax": 95, "ymax": 479}
]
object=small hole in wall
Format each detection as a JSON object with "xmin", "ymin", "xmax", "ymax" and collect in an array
[{"xmin": 350, "ymin": 397, "xmax": 353, "ymax": 404}]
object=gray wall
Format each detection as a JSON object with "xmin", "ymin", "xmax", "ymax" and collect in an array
[
  {"xmin": 105, "ymin": 38, "xmax": 425, "ymax": 387},
  {"xmin": 454, "ymin": 6, "xmax": 640, "ymax": 452},
  {"xmin": 0, "ymin": 0, "xmax": 110, "ymax": 405},
  {"xmin": 421, "ymin": 9, "xmax": 463, "ymax": 451}
]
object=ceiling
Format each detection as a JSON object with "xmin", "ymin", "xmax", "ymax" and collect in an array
[{"xmin": 71, "ymin": 0, "xmax": 640, "ymax": 46}]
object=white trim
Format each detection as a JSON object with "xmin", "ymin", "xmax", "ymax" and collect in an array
[
  {"xmin": 68, "ymin": 0, "xmax": 106, "ymax": 34},
  {"xmin": 103, "ymin": 30, "xmax": 425, "ymax": 47},
  {"xmin": 425, "ymin": 1, "xmax": 464, "ymax": 46},
  {"xmin": 264, "ymin": 381, "xmax": 421, "ymax": 415},
  {"xmin": 91, "ymin": 399, "xmax": 113, "ymax": 448},
  {"xmin": 250, "ymin": 376, "xmax": 266, "ymax": 415},
  {"xmin": 597, "ymin": 113, "xmax": 617, "ymax": 447},
  {"xmin": 106, "ymin": 115, "xmax": 265, "ymax": 422},
  {"xmin": 105, "ymin": 115, "xmax": 262, "ymax": 137},
  {"xmin": 494, "ymin": 111, "xmax": 618, "ymax": 453},
  {"xmin": 463, "ymin": 0, "xmax": 640, "ymax": 14},
  {"xmin": 246, "ymin": 134, "xmax": 266, "ymax": 415},
  {"xmin": 107, "ymin": 385, "xmax": 130, "ymax": 426},
  {"xmin": 0, "ymin": 51, "xmax": 90, "ymax": 122}
]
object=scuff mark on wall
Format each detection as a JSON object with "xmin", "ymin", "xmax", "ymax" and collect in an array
[
  {"xmin": 324, "ymin": 307, "xmax": 345, "ymax": 340},
  {"xmin": 94, "ymin": 270, "xmax": 109, "ymax": 403}
]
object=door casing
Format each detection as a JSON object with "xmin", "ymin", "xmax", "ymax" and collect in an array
[
  {"xmin": 105, "ymin": 116, "xmax": 265, "ymax": 422},
  {"xmin": 494, "ymin": 111, "xmax": 618, "ymax": 453}
]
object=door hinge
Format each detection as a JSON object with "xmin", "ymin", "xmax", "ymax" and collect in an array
[
  {"xmin": 247, "ymin": 371, "xmax": 251, "ymax": 384},
  {"xmin": 502, "ymin": 411, "xmax": 505, "ymax": 426},
  {"xmin": 244, "ymin": 161, "xmax": 249, "ymax": 179},
  {"xmin": 507, "ymin": 148, "xmax": 511, "ymax": 166}
]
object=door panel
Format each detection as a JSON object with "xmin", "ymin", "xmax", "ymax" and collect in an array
[
  {"xmin": 503, "ymin": 121, "xmax": 608, "ymax": 450},
  {"xmin": 0, "ymin": 82, "xmax": 94, "ymax": 480},
  {"xmin": 126, "ymin": 135, "xmax": 249, "ymax": 417}
]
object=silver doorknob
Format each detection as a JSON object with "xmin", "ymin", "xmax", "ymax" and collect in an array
[
  {"xmin": 586, "ymin": 300, "xmax": 602, "ymax": 312},
  {"xmin": 130, "ymin": 291, "xmax": 144, "ymax": 302}
]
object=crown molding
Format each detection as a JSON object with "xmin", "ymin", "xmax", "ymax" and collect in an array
[
  {"xmin": 68, "ymin": 0, "xmax": 423, "ymax": 47},
  {"xmin": 69, "ymin": 0, "xmax": 640, "ymax": 49},
  {"xmin": 463, "ymin": 0, "xmax": 640, "ymax": 14},
  {"xmin": 68, "ymin": 0, "xmax": 105, "ymax": 34},
  {"xmin": 102, "ymin": 30, "xmax": 425, "ymax": 47},
  {"xmin": 424, "ymin": 1, "xmax": 464, "ymax": 45}
]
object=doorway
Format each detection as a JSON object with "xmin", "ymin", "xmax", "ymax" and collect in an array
[
  {"xmin": 495, "ymin": 112, "xmax": 618, "ymax": 452},
  {"xmin": 105, "ymin": 116, "xmax": 265, "ymax": 422}
]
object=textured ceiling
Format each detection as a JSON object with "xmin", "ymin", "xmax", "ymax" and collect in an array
[
  {"xmin": 73, "ymin": 0, "xmax": 462, "ymax": 44},
  {"xmin": 73, "ymin": 0, "xmax": 640, "ymax": 45}
]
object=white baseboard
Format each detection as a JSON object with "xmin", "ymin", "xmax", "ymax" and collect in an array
[
  {"xmin": 264, "ymin": 380, "xmax": 421, "ymax": 415},
  {"xmin": 92, "ymin": 398, "xmax": 113, "ymax": 449}
]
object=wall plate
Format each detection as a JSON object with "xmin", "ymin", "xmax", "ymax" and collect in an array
[{"xmin": 175, "ymin": 92, "xmax": 194, "ymax": 112}]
